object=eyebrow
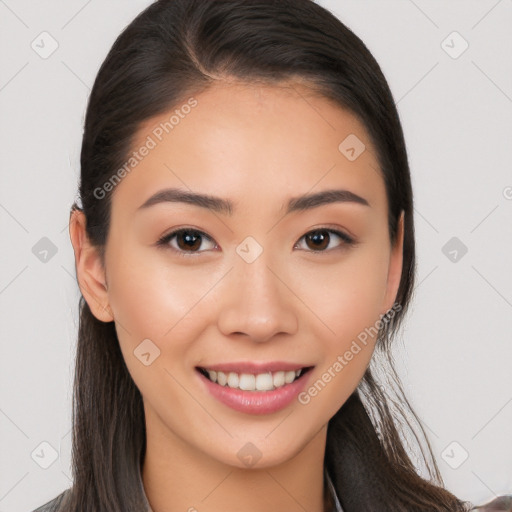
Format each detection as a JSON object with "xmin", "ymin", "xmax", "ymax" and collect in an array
[{"xmin": 137, "ymin": 187, "xmax": 370, "ymax": 216}]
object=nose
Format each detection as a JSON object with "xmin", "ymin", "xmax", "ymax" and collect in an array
[{"xmin": 216, "ymin": 253, "xmax": 298, "ymax": 343}]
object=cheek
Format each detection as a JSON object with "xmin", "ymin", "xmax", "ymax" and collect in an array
[
  {"xmin": 107, "ymin": 242, "xmax": 214, "ymax": 336},
  {"xmin": 107, "ymin": 254, "xmax": 214, "ymax": 400},
  {"xmin": 105, "ymin": 248, "xmax": 218, "ymax": 391},
  {"xmin": 296, "ymin": 247, "xmax": 390, "ymax": 340},
  {"xmin": 293, "ymin": 252, "xmax": 389, "ymax": 418}
]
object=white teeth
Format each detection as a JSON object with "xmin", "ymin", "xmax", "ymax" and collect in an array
[
  {"xmin": 239, "ymin": 373, "xmax": 255, "ymax": 390},
  {"xmin": 255, "ymin": 373, "xmax": 274, "ymax": 391},
  {"xmin": 216, "ymin": 370, "xmax": 227, "ymax": 386},
  {"xmin": 273, "ymin": 371, "xmax": 285, "ymax": 388},
  {"xmin": 203, "ymin": 368, "xmax": 305, "ymax": 391},
  {"xmin": 227, "ymin": 372, "xmax": 239, "ymax": 388},
  {"xmin": 284, "ymin": 370, "xmax": 296, "ymax": 384}
]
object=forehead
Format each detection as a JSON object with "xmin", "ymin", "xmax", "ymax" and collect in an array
[{"xmin": 111, "ymin": 80, "xmax": 385, "ymax": 215}]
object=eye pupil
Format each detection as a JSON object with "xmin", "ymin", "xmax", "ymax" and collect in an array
[
  {"xmin": 177, "ymin": 230, "xmax": 202, "ymax": 251},
  {"xmin": 306, "ymin": 230, "xmax": 329, "ymax": 251}
]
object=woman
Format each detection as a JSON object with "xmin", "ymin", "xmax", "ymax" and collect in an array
[{"xmin": 32, "ymin": 0, "xmax": 510, "ymax": 510}]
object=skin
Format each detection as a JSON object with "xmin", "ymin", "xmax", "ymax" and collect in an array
[{"xmin": 69, "ymin": 80, "xmax": 404, "ymax": 512}]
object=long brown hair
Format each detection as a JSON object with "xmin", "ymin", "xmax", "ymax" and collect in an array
[{"xmin": 62, "ymin": 0, "xmax": 474, "ymax": 510}]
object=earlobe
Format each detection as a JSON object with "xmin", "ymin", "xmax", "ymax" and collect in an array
[
  {"xmin": 382, "ymin": 210, "xmax": 405, "ymax": 314},
  {"xmin": 69, "ymin": 209, "xmax": 114, "ymax": 323}
]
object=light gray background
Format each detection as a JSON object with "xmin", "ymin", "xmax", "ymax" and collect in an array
[{"xmin": 1, "ymin": 1, "xmax": 511, "ymax": 510}]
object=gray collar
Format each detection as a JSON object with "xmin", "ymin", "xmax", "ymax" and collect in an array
[{"xmin": 325, "ymin": 468, "xmax": 344, "ymax": 512}]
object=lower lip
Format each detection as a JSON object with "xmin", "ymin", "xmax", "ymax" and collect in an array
[{"xmin": 196, "ymin": 368, "xmax": 314, "ymax": 415}]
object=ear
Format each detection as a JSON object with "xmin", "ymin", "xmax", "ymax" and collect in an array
[
  {"xmin": 382, "ymin": 210, "xmax": 404, "ymax": 314},
  {"xmin": 69, "ymin": 208, "xmax": 113, "ymax": 322}
]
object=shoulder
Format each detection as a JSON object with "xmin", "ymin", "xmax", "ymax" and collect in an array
[
  {"xmin": 471, "ymin": 494, "xmax": 512, "ymax": 511},
  {"xmin": 31, "ymin": 488, "xmax": 71, "ymax": 512}
]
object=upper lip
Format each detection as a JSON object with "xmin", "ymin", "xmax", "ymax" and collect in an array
[{"xmin": 196, "ymin": 361, "xmax": 314, "ymax": 374}]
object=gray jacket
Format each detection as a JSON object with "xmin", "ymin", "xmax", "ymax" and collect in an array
[{"xmin": 31, "ymin": 477, "xmax": 512, "ymax": 511}]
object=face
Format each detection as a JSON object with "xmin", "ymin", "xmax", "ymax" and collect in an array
[{"xmin": 71, "ymin": 80, "xmax": 403, "ymax": 470}]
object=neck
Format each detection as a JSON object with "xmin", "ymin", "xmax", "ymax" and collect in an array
[{"xmin": 141, "ymin": 405, "xmax": 330, "ymax": 512}]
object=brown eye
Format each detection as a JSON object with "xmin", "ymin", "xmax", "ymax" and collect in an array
[
  {"xmin": 175, "ymin": 230, "xmax": 202, "ymax": 251},
  {"xmin": 296, "ymin": 228, "xmax": 355, "ymax": 253},
  {"xmin": 157, "ymin": 228, "xmax": 217, "ymax": 256},
  {"xmin": 305, "ymin": 230, "xmax": 330, "ymax": 250}
]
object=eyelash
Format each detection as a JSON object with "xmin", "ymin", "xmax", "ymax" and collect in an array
[{"xmin": 156, "ymin": 227, "xmax": 356, "ymax": 258}]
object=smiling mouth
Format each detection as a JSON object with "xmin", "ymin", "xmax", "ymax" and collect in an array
[{"xmin": 195, "ymin": 366, "xmax": 314, "ymax": 392}]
